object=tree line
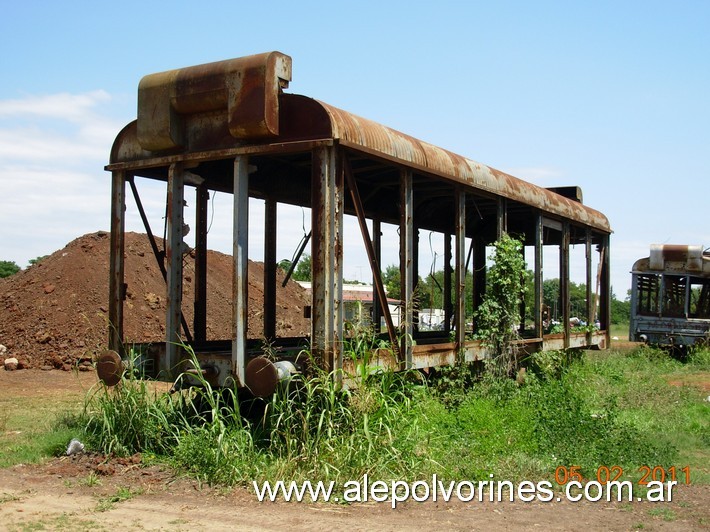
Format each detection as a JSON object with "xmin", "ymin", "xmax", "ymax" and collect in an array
[{"xmin": 278, "ymin": 255, "xmax": 630, "ymax": 325}]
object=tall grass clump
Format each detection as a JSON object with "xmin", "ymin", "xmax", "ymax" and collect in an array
[
  {"xmin": 242, "ymin": 348, "xmax": 430, "ymax": 485},
  {"xmin": 77, "ymin": 340, "xmax": 705, "ymax": 489},
  {"xmin": 80, "ymin": 342, "xmax": 420, "ymax": 484},
  {"xmin": 82, "ymin": 367, "xmax": 182, "ymax": 456}
]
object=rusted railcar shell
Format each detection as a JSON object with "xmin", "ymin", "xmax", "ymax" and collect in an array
[
  {"xmin": 110, "ymin": 75, "xmax": 610, "ymax": 234},
  {"xmin": 105, "ymin": 52, "xmax": 613, "ymax": 389}
]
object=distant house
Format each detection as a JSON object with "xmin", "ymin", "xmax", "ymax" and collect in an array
[{"xmin": 296, "ymin": 281, "xmax": 401, "ymax": 329}]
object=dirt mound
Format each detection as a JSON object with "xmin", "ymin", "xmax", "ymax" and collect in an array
[{"xmin": 0, "ymin": 231, "xmax": 311, "ymax": 369}]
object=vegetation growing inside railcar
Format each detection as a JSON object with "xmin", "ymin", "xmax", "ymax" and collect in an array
[{"xmin": 472, "ymin": 233, "xmax": 526, "ymax": 376}]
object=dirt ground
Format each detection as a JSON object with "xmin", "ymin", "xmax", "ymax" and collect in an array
[{"xmin": 1, "ymin": 370, "xmax": 708, "ymax": 531}]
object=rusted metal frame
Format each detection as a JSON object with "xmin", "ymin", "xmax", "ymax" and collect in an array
[
  {"xmin": 333, "ymin": 153, "xmax": 344, "ymax": 377},
  {"xmin": 106, "ymin": 139, "xmax": 334, "ymax": 172},
  {"xmin": 592, "ymin": 237, "xmax": 603, "ymax": 324},
  {"xmin": 343, "ymin": 154, "xmax": 399, "ymax": 352},
  {"xmin": 108, "ymin": 170, "xmax": 126, "ymax": 353},
  {"xmin": 400, "ymin": 169, "xmax": 415, "ymax": 369},
  {"xmin": 233, "ymin": 156, "xmax": 250, "ymax": 385},
  {"xmin": 534, "ymin": 213, "xmax": 544, "ymax": 338},
  {"xmin": 335, "ymin": 139, "xmax": 610, "ymax": 234},
  {"xmin": 560, "ymin": 222, "xmax": 571, "ymax": 349},
  {"xmin": 413, "ymin": 226, "xmax": 420, "ymax": 334},
  {"xmin": 519, "ymin": 245, "xmax": 527, "ymax": 335},
  {"xmin": 165, "ymin": 163, "xmax": 185, "ymax": 377},
  {"xmin": 444, "ymin": 231, "xmax": 452, "ymax": 334},
  {"xmin": 372, "ymin": 218, "xmax": 382, "ymax": 333},
  {"xmin": 542, "ymin": 216, "xmax": 563, "ymax": 231},
  {"xmin": 464, "ymin": 235, "xmax": 474, "ymax": 336},
  {"xmin": 454, "ymin": 189, "xmax": 467, "ymax": 355},
  {"xmin": 599, "ymin": 234, "xmax": 611, "ymax": 345},
  {"xmin": 193, "ymin": 185, "xmax": 208, "ymax": 345},
  {"xmin": 472, "ymin": 238, "xmax": 486, "ymax": 332},
  {"xmin": 311, "ymin": 146, "xmax": 343, "ymax": 374},
  {"xmin": 309, "ymin": 147, "xmax": 328, "ymax": 369},
  {"xmin": 264, "ymin": 198, "xmax": 277, "ymax": 340},
  {"xmin": 585, "ymin": 228, "xmax": 593, "ymax": 345},
  {"xmin": 127, "ymin": 177, "xmax": 193, "ymax": 343},
  {"xmin": 497, "ymin": 197, "xmax": 507, "ymax": 238},
  {"xmin": 137, "ymin": 52, "xmax": 292, "ymax": 150}
]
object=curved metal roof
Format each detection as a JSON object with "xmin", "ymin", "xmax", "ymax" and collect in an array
[
  {"xmin": 318, "ymin": 100, "xmax": 611, "ymax": 232},
  {"xmin": 109, "ymin": 51, "xmax": 611, "ymax": 234}
]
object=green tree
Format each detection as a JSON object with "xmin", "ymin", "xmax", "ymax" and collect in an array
[
  {"xmin": 29, "ymin": 255, "xmax": 49, "ymax": 266},
  {"xmin": 543, "ymin": 278, "xmax": 560, "ymax": 319},
  {"xmin": 292, "ymin": 254, "xmax": 312, "ymax": 282},
  {"xmin": 610, "ymin": 288, "xmax": 631, "ymax": 324},
  {"xmin": 0, "ymin": 260, "xmax": 20, "ymax": 278},
  {"xmin": 277, "ymin": 259, "xmax": 292, "ymax": 273},
  {"xmin": 382, "ymin": 264, "xmax": 400, "ymax": 300}
]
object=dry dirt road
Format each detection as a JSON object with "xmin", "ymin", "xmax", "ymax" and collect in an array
[{"xmin": 1, "ymin": 369, "xmax": 708, "ymax": 531}]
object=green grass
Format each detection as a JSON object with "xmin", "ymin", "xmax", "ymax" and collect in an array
[
  {"xmin": 95, "ymin": 486, "xmax": 143, "ymax": 512},
  {"xmin": 0, "ymin": 394, "xmax": 84, "ymax": 468},
  {"xmin": 566, "ymin": 346, "xmax": 710, "ymax": 483},
  {"xmin": 2, "ymin": 344, "xmax": 708, "ymax": 495},
  {"xmin": 5, "ymin": 513, "xmax": 102, "ymax": 532},
  {"xmin": 610, "ymin": 321, "xmax": 630, "ymax": 340}
]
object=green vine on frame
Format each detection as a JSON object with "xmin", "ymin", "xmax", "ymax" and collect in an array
[{"xmin": 473, "ymin": 233, "xmax": 526, "ymax": 377}]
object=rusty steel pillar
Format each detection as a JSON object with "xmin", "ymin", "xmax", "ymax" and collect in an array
[
  {"xmin": 600, "ymin": 234, "xmax": 611, "ymax": 345},
  {"xmin": 310, "ymin": 146, "xmax": 343, "ymax": 374},
  {"xmin": 334, "ymin": 155, "xmax": 344, "ymax": 376},
  {"xmin": 586, "ymin": 228, "xmax": 594, "ymax": 345},
  {"xmin": 519, "ymin": 244, "xmax": 526, "ymax": 335},
  {"xmin": 444, "ymin": 231, "xmax": 452, "ymax": 334},
  {"xmin": 399, "ymin": 169, "xmax": 414, "ymax": 368},
  {"xmin": 454, "ymin": 189, "xmax": 467, "ymax": 352},
  {"xmin": 534, "ymin": 213, "xmax": 544, "ymax": 338},
  {"xmin": 108, "ymin": 170, "xmax": 126, "ymax": 353},
  {"xmin": 194, "ymin": 184, "xmax": 209, "ymax": 345},
  {"xmin": 232, "ymin": 156, "xmax": 250, "ymax": 385},
  {"xmin": 264, "ymin": 197, "xmax": 277, "ymax": 340},
  {"xmin": 472, "ymin": 238, "xmax": 486, "ymax": 331},
  {"xmin": 165, "ymin": 163, "xmax": 185, "ymax": 377},
  {"xmin": 497, "ymin": 197, "xmax": 507, "ymax": 238},
  {"xmin": 560, "ymin": 222, "xmax": 570, "ymax": 349},
  {"xmin": 372, "ymin": 218, "xmax": 382, "ymax": 332}
]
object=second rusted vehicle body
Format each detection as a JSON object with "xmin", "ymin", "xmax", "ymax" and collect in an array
[
  {"xmin": 105, "ymin": 51, "xmax": 612, "ymax": 395},
  {"xmin": 630, "ymin": 245, "xmax": 710, "ymax": 348}
]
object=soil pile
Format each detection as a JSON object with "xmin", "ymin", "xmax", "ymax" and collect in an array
[{"xmin": 0, "ymin": 231, "xmax": 311, "ymax": 369}]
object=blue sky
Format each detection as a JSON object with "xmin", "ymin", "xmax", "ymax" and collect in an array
[{"xmin": 1, "ymin": 1, "xmax": 708, "ymax": 297}]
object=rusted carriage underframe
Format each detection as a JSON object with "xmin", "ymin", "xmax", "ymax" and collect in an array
[{"xmin": 108, "ymin": 142, "xmax": 612, "ymax": 383}]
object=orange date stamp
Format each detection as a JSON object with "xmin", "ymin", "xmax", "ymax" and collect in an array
[{"xmin": 554, "ymin": 465, "xmax": 691, "ymax": 485}]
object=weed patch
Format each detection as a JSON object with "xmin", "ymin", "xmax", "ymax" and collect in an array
[{"xmin": 73, "ymin": 344, "xmax": 706, "ymax": 490}]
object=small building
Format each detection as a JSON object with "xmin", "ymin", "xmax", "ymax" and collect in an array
[{"xmin": 297, "ymin": 281, "xmax": 402, "ymax": 329}]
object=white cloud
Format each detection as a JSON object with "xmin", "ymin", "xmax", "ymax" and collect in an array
[
  {"xmin": 0, "ymin": 128, "xmax": 108, "ymax": 163},
  {"xmin": 0, "ymin": 90, "xmax": 112, "ymax": 122},
  {"xmin": 0, "ymin": 91, "xmax": 127, "ymax": 266}
]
